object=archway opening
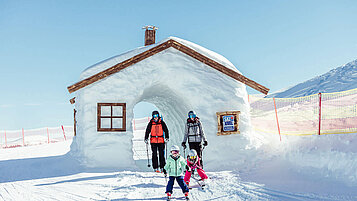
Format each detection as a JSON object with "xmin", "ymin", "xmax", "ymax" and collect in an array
[{"xmin": 131, "ymin": 84, "xmax": 191, "ymax": 170}]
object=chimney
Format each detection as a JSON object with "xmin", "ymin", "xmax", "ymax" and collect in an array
[{"xmin": 142, "ymin": 25, "xmax": 158, "ymax": 46}]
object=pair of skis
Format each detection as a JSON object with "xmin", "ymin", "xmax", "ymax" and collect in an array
[
  {"xmin": 189, "ymin": 175, "xmax": 205, "ymax": 190},
  {"xmin": 167, "ymin": 195, "xmax": 189, "ymax": 201}
]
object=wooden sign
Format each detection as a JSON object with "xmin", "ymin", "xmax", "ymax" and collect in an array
[{"xmin": 216, "ymin": 111, "xmax": 240, "ymax": 136}]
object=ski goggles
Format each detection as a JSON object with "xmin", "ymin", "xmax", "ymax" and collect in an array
[
  {"xmin": 188, "ymin": 114, "xmax": 196, "ymax": 118},
  {"xmin": 189, "ymin": 155, "xmax": 197, "ymax": 160},
  {"xmin": 153, "ymin": 114, "xmax": 159, "ymax": 118},
  {"xmin": 171, "ymin": 150, "xmax": 179, "ymax": 154}
]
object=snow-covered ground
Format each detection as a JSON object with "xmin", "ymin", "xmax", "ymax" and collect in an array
[{"xmin": 1, "ymin": 131, "xmax": 357, "ymax": 200}]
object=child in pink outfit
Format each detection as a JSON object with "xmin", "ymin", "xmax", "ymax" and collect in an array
[{"xmin": 184, "ymin": 149, "xmax": 208, "ymax": 186}]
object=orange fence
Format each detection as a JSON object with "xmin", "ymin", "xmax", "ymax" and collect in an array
[
  {"xmin": 0, "ymin": 126, "xmax": 74, "ymax": 148},
  {"xmin": 250, "ymin": 88, "xmax": 357, "ymax": 136}
]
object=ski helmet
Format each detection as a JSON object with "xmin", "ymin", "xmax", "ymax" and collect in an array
[
  {"xmin": 188, "ymin": 149, "xmax": 197, "ymax": 160},
  {"xmin": 170, "ymin": 145, "xmax": 180, "ymax": 152},
  {"xmin": 152, "ymin": 111, "xmax": 159, "ymax": 118},
  {"xmin": 188, "ymin": 111, "xmax": 196, "ymax": 118}
]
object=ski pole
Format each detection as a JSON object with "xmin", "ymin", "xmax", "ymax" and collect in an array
[
  {"xmin": 146, "ymin": 142, "xmax": 151, "ymax": 167},
  {"xmin": 165, "ymin": 141, "xmax": 168, "ymax": 160}
]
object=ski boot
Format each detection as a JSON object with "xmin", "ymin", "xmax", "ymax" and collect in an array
[
  {"xmin": 166, "ymin": 193, "xmax": 172, "ymax": 201},
  {"xmin": 154, "ymin": 168, "xmax": 160, "ymax": 173},
  {"xmin": 185, "ymin": 181, "xmax": 191, "ymax": 189},
  {"xmin": 184, "ymin": 192, "xmax": 189, "ymax": 200}
]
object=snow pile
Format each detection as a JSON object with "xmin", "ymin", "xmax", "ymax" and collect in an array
[
  {"xmin": 268, "ymin": 59, "xmax": 357, "ymax": 98},
  {"xmin": 71, "ymin": 36, "xmax": 252, "ymax": 170}
]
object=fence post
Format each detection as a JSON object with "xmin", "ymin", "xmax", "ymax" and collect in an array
[
  {"xmin": 47, "ymin": 128, "xmax": 50, "ymax": 143},
  {"xmin": 273, "ymin": 98, "xmax": 282, "ymax": 141},
  {"xmin": 4, "ymin": 130, "xmax": 7, "ymax": 148},
  {"xmin": 61, "ymin": 125, "xmax": 67, "ymax": 141},
  {"xmin": 318, "ymin": 93, "xmax": 322, "ymax": 135},
  {"xmin": 22, "ymin": 128, "xmax": 25, "ymax": 146},
  {"xmin": 133, "ymin": 119, "xmax": 136, "ymax": 131}
]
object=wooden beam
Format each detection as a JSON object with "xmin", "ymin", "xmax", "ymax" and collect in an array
[
  {"xmin": 67, "ymin": 41, "xmax": 172, "ymax": 93},
  {"xmin": 170, "ymin": 40, "xmax": 269, "ymax": 95},
  {"xmin": 67, "ymin": 39, "xmax": 269, "ymax": 95}
]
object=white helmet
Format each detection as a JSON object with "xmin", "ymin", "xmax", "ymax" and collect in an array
[
  {"xmin": 188, "ymin": 149, "xmax": 197, "ymax": 159},
  {"xmin": 170, "ymin": 145, "xmax": 180, "ymax": 152}
]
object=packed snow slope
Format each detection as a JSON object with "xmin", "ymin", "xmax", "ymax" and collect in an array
[
  {"xmin": 1, "ymin": 139, "xmax": 357, "ymax": 201},
  {"xmin": 268, "ymin": 59, "xmax": 357, "ymax": 98}
]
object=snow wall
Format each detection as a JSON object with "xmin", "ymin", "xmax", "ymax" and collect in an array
[{"xmin": 70, "ymin": 37, "xmax": 255, "ymax": 170}]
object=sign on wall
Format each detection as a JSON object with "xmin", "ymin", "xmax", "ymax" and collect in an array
[{"xmin": 216, "ymin": 111, "xmax": 240, "ymax": 136}]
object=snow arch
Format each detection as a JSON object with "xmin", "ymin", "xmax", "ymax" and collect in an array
[{"xmin": 138, "ymin": 84, "xmax": 190, "ymax": 145}]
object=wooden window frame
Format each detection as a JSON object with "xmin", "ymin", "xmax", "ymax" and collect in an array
[
  {"xmin": 97, "ymin": 103, "xmax": 126, "ymax": 132},
  {"xmin": 216, "ymin": 111, "xmax": 240, "ymax": 136}
]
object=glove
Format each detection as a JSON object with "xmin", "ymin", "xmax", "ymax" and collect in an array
[
  {"xmin": 165, "ymin": 138, "xmax": 169, "ymax": 142},
  {"xmin": 186, "ymin": 165, "xmax": 191, "ymax": 172},
  {"xmin": 203, "ymin": 141, "xmax": 208, "ymax": 146},
  {"xmin": 163, "ymin": 168, "xmax": 167, "ymax": 176},
  {"xmin": 181, "ymin": 142, "xmax": 186, "ymax": 149},
  {"xmin": 144, "ymin": 139, "xmax": 148, "ymax": 144}
]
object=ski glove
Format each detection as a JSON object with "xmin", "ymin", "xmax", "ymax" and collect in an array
[
  {"xmin": 181, "ymin": 142, "xmax": 186, "ymax": 149},
  {"xmin": 163, "ymin": 168, "xmax": 167, "ymax": 176},
  {"xmin": 186, "ymin": 165, "xmax": 191, "ymax": 172},
  {"xmin": 203, "ymin": 141, "xmax": 208, "ymax": 146},
  {"xmin": 144, "ymin": 139, "xmax": 148, "ymax": 144},
  {"xmin": 165, "ymin": 138, "xmax": 169, "ymax": 142}
]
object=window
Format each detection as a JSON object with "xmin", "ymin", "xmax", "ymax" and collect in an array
[{"xmin": 97, "ymin": 103, "xmax": 126, "ymax": 132}]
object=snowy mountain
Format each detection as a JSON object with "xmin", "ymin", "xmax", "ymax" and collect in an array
[{"xmin": 268, "ymin": 59, "xmax": 357, "ymax": 98}]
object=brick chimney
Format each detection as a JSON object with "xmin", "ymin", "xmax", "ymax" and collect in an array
[{"xmin": 142, "ymin": 25, "xmax": 158, "ymax": 46}]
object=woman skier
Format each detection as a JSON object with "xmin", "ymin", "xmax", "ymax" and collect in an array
[
  {"xmin": 184, "ymin": 149, "xmax": 208, "ymax": 187},
  {"xmin": 182, "ymin": 111, "xmax": 208, "ymax": 166},
  {"xmin": 163, "ymin": 145, "xmax": 190, "ymax": 200},
  {"xmin": 144, "ymin": 110, "xmax": 169, "ymax": 173}
]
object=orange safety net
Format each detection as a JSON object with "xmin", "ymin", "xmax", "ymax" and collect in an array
[{"xmin": 250, "ymin": 88, "xmax": 357, "ymax": 136}]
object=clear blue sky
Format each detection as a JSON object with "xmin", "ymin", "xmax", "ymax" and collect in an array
[{"xmin": 1, "ymin": 0, "xmax": 356, "ymax": 130}]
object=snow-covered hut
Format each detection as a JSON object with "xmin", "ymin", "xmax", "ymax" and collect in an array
[{"xmin": 67, "ymin": 27, "xmax": 269, "ymax": 169}]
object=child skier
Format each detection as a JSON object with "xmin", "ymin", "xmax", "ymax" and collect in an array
[
  {"xmin": 163, "ymin": 145, "xmax": 190, "ymax": 200},
  {"xmin": 184, "ymin": 149, "xmax": 208, "ymax": 187}
]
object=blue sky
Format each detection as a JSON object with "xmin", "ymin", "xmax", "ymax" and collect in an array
[{"xmin": 0, "ymin": 0, "xmax": 357, "ymax": 130}]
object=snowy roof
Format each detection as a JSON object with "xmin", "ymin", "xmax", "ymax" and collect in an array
[
  {"xmin": 80, "ymin": 37, "xmax": 239, "ymax": 80},
  {"xmin": 67, "ymin": 37, "xmax": 269, "ymax": 94}
]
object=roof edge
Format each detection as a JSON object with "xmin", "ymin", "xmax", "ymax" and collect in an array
[{"xmin": 67, "ymin": 39, "xmax": 269, "ymax": 94}]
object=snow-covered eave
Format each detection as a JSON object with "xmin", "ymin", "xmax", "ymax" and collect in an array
[{"xmin": 67, "ymin": 37, "xmax": 269, "ymax": 95}]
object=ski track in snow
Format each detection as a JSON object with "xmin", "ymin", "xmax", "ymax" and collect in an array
[
  {"xmin": 1, "ymin": 140, "xmax": 356, "ymax": 200},
  {"xmin": 1, "ymin": 170, "xmax": 352, "ymax": 201}
]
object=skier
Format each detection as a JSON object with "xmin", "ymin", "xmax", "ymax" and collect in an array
[
  {"xmin": 144, "ymin": 111, "xmax": 169, "ymax": 173},
  {"xmin": 184, "ymin": 149, "xmax": 208, "ymax": 187},
  {"xmin": 182, "ymin": 111, "xmax": 208, "ymax": 166},
  {"xmin": 163, "ymin": 145, "xmax": 190, "ymax": 200}
]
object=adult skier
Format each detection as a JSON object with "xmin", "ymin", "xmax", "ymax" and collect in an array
[
  {"xmin": 163, "ymin": 145, "xmax": 190, "ymax": 200},
  {"xmin": 145, "ymin": 111, "xmax": 169, "ymax": 173},
  {"xmin": 182, "ymin": 111, "xmax": 208, "ymax": 166}
]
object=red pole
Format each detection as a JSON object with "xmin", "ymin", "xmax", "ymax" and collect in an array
[
  {"xmin": 47, "ymin": 128, "xmax": 50, "ymax": 143},
  {"xmin": 318, "ymin": 93, "xmax": 322, "ymax": 135},
  {"xmin": 273, "ymin": 98, "xmax": 282, "ymax": 141},
  {"xmin": 4, "ymin": 130, "xmax": 7, "ymax": 148},
  {"xmin": 61, "ymin": 125, "xmax": 67, "ymax": 141},
  {"xmin": 22, "ymin": 128, "xmax": 25, "ymax": 146}
]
